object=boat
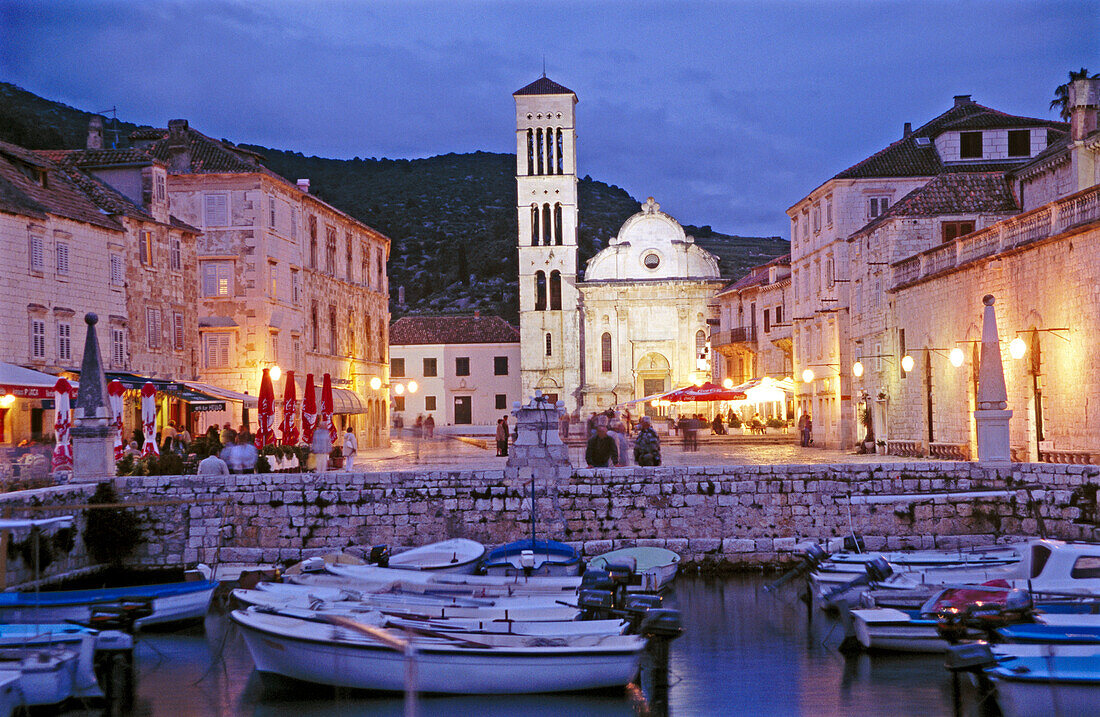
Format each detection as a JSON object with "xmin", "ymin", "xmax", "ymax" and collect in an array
[
  {"xmin": 0, "ymin": 671, "xmax": 19, "ymax": 717},
  {"xmin": 997, "ymin": 615, "xmax": 1100, "ymax": 645},
  {"xmin": 386, "ymin": 539, "xmax": 486, "ymax": 574},
  {"xmin": 318, "ymin": 563, "xmax": 582, "ymax": 594},
  {"xmin": 382, "ymin": 616, "xmax": 629, "ymax": 637},
  {"xmin": 0, "ymin": 578, "xmax": 217, "ymax": 629},
  {"xmin": 985, "ymin": 653, "xmax": 1100, "ymax": 717},
  {"xmin": 481, "ymin": 539, "xmax": 582, "ymax": 577},
  {"xmin": 231, "ymin": 608, "xmax": 646, "ymax": 694},
  {"xmin": 0, "ymin": 639, "xmax": 102, "ymax": 708},
  {"xmin": 587, "ymin": 547, "xmax": 680, "ymax": 592}
]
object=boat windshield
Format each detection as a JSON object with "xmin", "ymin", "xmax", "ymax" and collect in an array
[
  {"xmin": 1030, "ymin": 543, "xmax": 1052, "ymax": 579},
  {"xmin": 1070, "ymin": 555, "xmax": 1100, "ymax": 579}
]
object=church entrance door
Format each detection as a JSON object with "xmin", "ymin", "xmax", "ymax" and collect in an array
[{"xmin": 636, "ymin": 352, "xmax": 671, "ymax": 419}]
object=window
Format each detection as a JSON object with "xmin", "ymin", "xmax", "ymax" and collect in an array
[
  {"xmin": 764, "ymin": 308, "xmax": 771, "ymax": 334},
  {"xmin": 55, "ymin": 241, "xmax": 69, "ymax": 275},
  {"xmin": 172, "ymin": 312, "xmax": 184, "ymax": 351},
  {"xmin": 391, "ymin": 358, "xmax": 406, "ymax": 378},
  {"xmin": 111, "ymin": 328, "xmax": 126, "ymax": 367},
  {"xmin": 376, "ymin": 248, "xmax": 384, "ymax": 288},
  {"xmin": 812, "ymin": 205, "xmax": 820, "ymax": 232},
  {"xmin": 155, "ymin": 173, "xmax": 166, "ymax": 202},
  {"xmin": 57, "ymin": 321, "xmax": 71, "ymax": 362},
  {"xmin": 201, "ymin": 261, "xmax": 232, "ymax": 297},
  {"xmin": 394, "ymin": 396, "xmax": 406, "ymax": 411},
  {"xmin": 494, "ymin": 356, "xmax": 509, "ymax": 376},
  {"xmin": 139, "ymin": 230, "xmax": 154, "ymax": 266},
  {"xmin": 325, "ymin": 227, "xmax": 337, "ymax": 274},
  {"xmin": 1070, "ymin": 556, "xmax": 1100, "ymax": 579},
  {"xmin": 899, "ymin": 328, "xmax": 907, "ymax": 379},
  {"xmin": 549, "ymin": 271, "xmax": 562, "ymax": 310},
  {"xmin": 146, "ymin": 308, "xmax": 161, "ymax": 349},
  {"xmin": 29, "ymin": 234, "xmax": 44, "ymax": 272},
  {"xmin": 308, "ymin": 217, "xmax": 318, "ymax": 268},
  {"xmin": 364, "ymin": 316, "xmax": 372, "ymax": 360},
  {"xmin": 455, "ymin": 357, "xmax": 470, "ymax": 376},
  {"xmin": 696, "ymin": 330, "xmax": 707, "ymax": 367},
  {"xmin": 869, "ymin": 196, "xmax": 890, "ymax": 218},
  {"xmin": 554, "ymin": 204, "xmax": 563, "ymax": 245},
  {"xmin": 290, "ymin": 208, "xmax": 298, "ymax": 240},
  {"xmin": 1007, "ymin": 130, "xmax": 1030, "ymax": 157},
  {"xmin": 271, "ymin": 331, "xmax": 279, "ymax": 361},
  {"xmin": 825, "ymin": 197, "xmax": 833, "ymax": 226},
  {"xmin": 361, "ymin": 249, "xmax": 369, "ymax": 287},
  {"xmin": 203, "ymin": 193, "xmax": 228, "ymax": 226},
  {"xmin": 601, "ymin": 332, "xmax": 612, "ymax": 373},
  {"xmin": 310, "ymin": 302, "xmax": 319, "ymax": 351},
  {"xmin": 643, "ymin": 253, "xmax": 660, "ymax": 269},
  {"xmin": 110, "ymin": 253, "xmax": 124, "ymax": 286},
  {"xmin": 535, "ymin": 271, "xmax": 547, "ymax": 311},
  {"xmin": 775, "ymin": 305, "xmax": 784, "ymax": 324},
  {"xmin": 328, "ymin": 305, "xmax": 337, "ymax": 354},
  {"xmin": 425, "ymin": 396, "xmax": 437, "ymax": 412},
  {"xmin": 942, "ymin": 221, "xmax": 976, "ymax": 242},
  {"xmin": 203, "ymin": 333, "xmax": 231, "ymax": 368},
  {"xmin": 30, "ymin": 319, "xmax": 46, "ymax": 359},
  {"xmin": 542, "ymin": 203, "xmax": 552, "ymax": 246},
  {"xmin": 423, "ymin": 357, "xmax": 438, "ymax": 377},
  {"xmin": 268, "ymin": 196, "xmax": 276, "ymax": 228},
  {"xmin": 291, "ymin": 269, "xmax": 300, "ymax": 303},
  {"xmin": 960, "ymin": 131, "xmax": 982, "ymax": 159},
  {"xmin": 545, "ymin": 333, "xmax": 552, "ymax": 357},
  {"xmin": 825, "ymin": 258, "xmax": 835, "ymax": 289},
  {"xmin": 269, "ymin": 261, "xmax": 278, "ymax": 298},
  {"xmin": 346, "ymin": 235, "xmax": 354, "ymax": 280},
  {"xmin": 496, "ymin": 394, "xmax": 508, "ymax": 410},
  {"xmin": 169, "ymin": 237, "xmax": 181, "ymax": 270}
]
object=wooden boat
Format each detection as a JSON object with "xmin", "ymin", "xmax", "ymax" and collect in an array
[
  {"xmin": 0, "ymin": 579, "xmax": 216, "ymax": 629},
  {"xmin": 250, "ymin": 581, "xmax": 570, "ymax": 609},
  {"xmin": 387, "ymin": 539, "xmax": 486, "ymax": 574},
  {"xmin": 319, "ymin": 564, "xmax": 582, "ymax": 594},
  {"xmin": 231, "ymin": 608, "xmax": 646, "ymax": 694},
  {"xmin": 383, "ymin": 616, "xmax": 629, "ymax": 637},
  {"xmin": 986, "ymin": 653, "xmax": 1100, "ymax": 717},
  {"xmin": 481, "ymin": 539, "xmax": 582, "ymax": 577},
  {"xmin": 0, "ymin": 641, "xmax": 102, "ymax": 708},
  {"xmin": 588, "ymin": 547, "xmax": 680, "ymax": 592}
]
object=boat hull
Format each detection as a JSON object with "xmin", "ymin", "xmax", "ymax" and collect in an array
[
  {"xmin": 0, "ymin": 581, "xmax": 215, "ymax": 629},
  {"xmin": 992, "ymin": 675, "xmax": 1100, "ymax": 717}
]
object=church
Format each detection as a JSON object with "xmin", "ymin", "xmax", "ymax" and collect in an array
[{"xmin": 513, "ymin": 77, "xmax": 724, "ymax": 416}]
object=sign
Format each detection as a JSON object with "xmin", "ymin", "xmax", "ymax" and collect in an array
[
  {"xmin": 0, "ymin": 385, "xmax": 53, "ymax": 399},
  {"xmin": 189, "ymin": 402, "xmax": 227, "ymax": 413},
  {"xmin": 41, "ymin": 399, "xmax": 55, "ymax": 409}
]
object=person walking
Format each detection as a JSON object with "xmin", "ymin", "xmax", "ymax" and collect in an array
[
  {"xmin": 424, "ymin": 414, "xmax": 435, "ymax": 438},
  {"xmin": 310, "ymin": 420, "xmax": 332, "ymax": 472},
  {"xmin": 495, "ymin": 418, "xmax": 509, "ymax": 457},
  {"xmin": 634, "ymin": 416, "xmax": 661, "ymax": 466},
  {"xmin": 610, "ymin": 413, "xmax": 630, "ymax": 467},
  {"xmin": 585, "ymin": 424, "xmax": 618, "ymax": 468},
  {"xmin": 342, "ymin": 426, "xmax": 358, "ymax": 470},
  {"xmin": 197, "ymin": 451, "xmax": 229, "ymax": 476},
  {"xmin": 798, "ymin": 412, "xmax": 813, "ymax": 447}
]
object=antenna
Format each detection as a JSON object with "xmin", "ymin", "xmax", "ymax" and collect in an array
[
  {"xmin": 542, "ymin": 56, "xmax": 546, "ymax": 78},
  {"xmin": 96, "ymin": 106, "xmax": 121, "ymax": 149}
]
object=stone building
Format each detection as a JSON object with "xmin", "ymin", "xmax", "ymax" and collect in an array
[
  {"xmin": 129, "ymin": 120, "xmax": 392, "ymax": 447},
  {"xmin": 713, "ymin": 254, "xmax": 793, "ymax": 386},
  {"xmin": 388, "ymin": 314, "xmax": 521, "ymax": 430},
  {"xmin": 787, "ymin": 94, "xmax": 1068, "ymax": 448}
]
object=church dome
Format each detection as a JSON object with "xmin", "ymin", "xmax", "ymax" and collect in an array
[{"xmin": 584, "ymin": 197, "xmax": 721, "ymax": 281}]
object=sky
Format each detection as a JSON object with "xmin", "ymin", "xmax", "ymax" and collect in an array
[{"xmin": 1, "ymin": 0, "xmax": 1096, "ymax": 237}]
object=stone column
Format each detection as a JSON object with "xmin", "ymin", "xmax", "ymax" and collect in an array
[
  {"xmin": 973, "ymin": 295, "xmax": 1012, "ymax": 464},
  {"xmin": 507, "ymin": 392, "xmax": 571, "ymax": 542},
  {"xmin": 71, "ymin": 313, "xmax": 115, "ymax": 481}
]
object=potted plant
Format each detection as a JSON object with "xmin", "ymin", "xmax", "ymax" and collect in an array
[{"xmin": 329, "ymin": 446, "xmax": 344, "ymax": 470}]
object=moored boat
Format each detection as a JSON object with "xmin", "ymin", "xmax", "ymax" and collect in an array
[
  {"xmin": 986, "ymin": 653, "xmax": 1100, "ymax": 717},
  {"xmin": 588, "ymin": 547, "xmax": 680, "ymax": 592},
  {"xmin": 386, "ymin": 539, "xmax": 486, "ymax": 574},
  {"xmin": 0, "ymin": 579, "xmax": 216, "ymax": 629},
  {"xmin": 481, "ymin": 539, "xmax": 582, "ymax": 577}
]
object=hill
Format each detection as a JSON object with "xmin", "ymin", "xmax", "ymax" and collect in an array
[{"xmin": 0, "ymin": 81, "xmax": 789, "ymax": 320}]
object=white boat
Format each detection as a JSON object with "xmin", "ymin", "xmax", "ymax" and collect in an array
[
  {"xmin": 0, "ymin": 578, "xmax": 216, "ymax": 629},
  {"xmin": 0, "ymin": 639, "xmax": 102, "ymax": 708},
  {"xmin": 588, "ymin": 547, "xmax": 680, "ymax": 592},
  {"xmin": 0, "ymin": 671, "xmax": 19, "ymax": 717},
  {"xmin": 986, "ymin": 653, "xmax": 1100, "ymax": 717},
  {"xmin": 247, "ymin": 582, "xmax": 574, "ymax": 610},
  {"xmin": 320, "ymin": 564, "xmax": 582, "ymax": 594},
  {"xmin": 231, "ymin": 608, "xmax": 646, "ymax": 694},
  {"xmin": 850, "ymin": 608, "xmax": 955, "ymax": 653},
  {"xmin": 481, "ymin": 539, "xmax": 582, "ymax": 577},
  {"xmin": 383, "ymin": 616, "xmax": 629, "ymax": 637},
  {"xmin": 387, "ymin": 539, "xmax": 486, "ymax": 574}
]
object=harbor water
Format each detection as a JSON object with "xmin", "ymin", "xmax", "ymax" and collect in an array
[{"xmin": 69, "ymin": 574, "xmax": 968, "ymax": 716}]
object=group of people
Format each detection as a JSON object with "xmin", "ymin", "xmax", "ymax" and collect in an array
[
  {"xmin": 584, "ymin": 409, "xmax": 661, "ymax": 468},
  {"xmin": 194, "ymin": 424, "xmax": 360, "ymax": 475},
  {"xmin": 494, "ymin": 416, "xmax": 511, "ymax": 456},
  {"xmin": 393, "ymin": 414, "xmax": 435, "ymax": 438}
]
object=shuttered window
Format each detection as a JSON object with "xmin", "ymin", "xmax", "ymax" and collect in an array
[
  {"xmin": 204, "ymin": 193, "xmax": 228, "ymax": 226},
  {"xmin": 110, "ymin": 254, "xmax": 124, "ymax": 286},
  {"xmin": 172, "ymin": 312, "xmax": 184, "ymax": 351},
  {"xmin": 201, "ymin": 261, "xmax": 232, "ymax": 297},
  {"xmin": 30, "ymin": 319, "xmax": 46, "ymax": 359},
  {"xmin": 56, "ymin": 242, "xmax": 69, "ymax": 275},
  {"xmin": 146, "ymin": 308, "xmax": 161, "ymax": 349},
  {"xmin": 203, "ymin": 333, "xmax": 231, "ymax": 368},
  {"xmin": 29, "ymin": 234, "xmax": 44, "ymax": 271},
  {"xmin": 169, "ymin": 237, "xmax": 182, "ymax": 270},
  {"xmin": 112, "ymin": 328, "xmax": 127, "ymax": 368},
  {"xmin": 57, "ymin": 322, "xmax": 71, "ymax": 362}
]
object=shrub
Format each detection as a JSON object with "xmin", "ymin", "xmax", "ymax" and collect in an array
[
  {"xmin": 115, "ymin": 454, "xmax": 135, "ymax": 476},
  {"xmin": 256, "ymin": 456, "xmax": 272, "ymax": 474},
  {"xmin": 83, "ymin": 482, "xmax": 143, "ymax": 565},
  {"xmin": 766, "ymin": 418, "xmax": 786, "ymax": 429}
]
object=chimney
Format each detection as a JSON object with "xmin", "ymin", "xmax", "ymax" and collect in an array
[
  {"xmin": 166, "ymin": 119, "xmax": 191, "ymax": 172},
  {"xmin": 86, "ymin": 116, "xmax": 104, "ymax": 150},
  {"xmin": 903, "ymin": 122, "xmax": 912, "ymax": 138},
  {"xmin": 398, "ymin": 285, "xmax": 405, "ymax": 305},
  {"xmin": 297, "ymin": 179, "xmax": 310, "ymax": 193},
  {"xmin": 474, "ymin": 310, "xmax": 480, "ymax": 318},
  {"xmin": 1069, "ymin": 78, "xmax": 1100, "ymax": 141},
  {"xmin": 954, "ymin": 95, "xmax": 972, "ymax": 107}
]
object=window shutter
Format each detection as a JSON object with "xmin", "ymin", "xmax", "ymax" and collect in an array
[
  {"xmin": 56, "ymin": 242, "xmax": 69, "ymax": 274},
  {"xmin": 31, "ymin": 319, "xmax": 46, "ymax": 358},
  {"xmin": 173, "ymin": 312, "xmax": 184, "ymax": 350},
  {"xmin": 110, "ymin": 254, "xmax": 124, "ymax": 285},
  {"xmin": 204, "ymin": 194, "xmax": 228, "ymax": 226},
  {"xmin": 30, "ymin": 236, "xmax": 44, "ymax": 271}
]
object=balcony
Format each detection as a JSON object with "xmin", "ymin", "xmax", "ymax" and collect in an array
[{"xmin": 711, "ymin": 326, "xmax": 757, "ymax": 351}]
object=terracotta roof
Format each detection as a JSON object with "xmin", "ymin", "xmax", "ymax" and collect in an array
[
  {"xmin": 390, "ymin": 315, "xmax": 520, "ymax": 345},
  {"xmin": 851, "ymin": 172, "xmax": 1018, "ymax": 237},
  {"xmin": 833, "ymin": 100, "xmax": 1068, "ymax": 180},
  {"xmin": 0, "ymin": 140, "xmax": 123, "ymax": 231},
  {"xmin": 514, "ymin": 77, "xmax": 576, "ymax": 97},
  {"xmin": 719, "ymin": 253, "xmax": 792, "ymax": 293},
  {"xmin": 39, "ymin": 148, "xmax": 154, "ymax": 167}
]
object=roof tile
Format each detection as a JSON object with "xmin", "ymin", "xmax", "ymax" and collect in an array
[{"xmin": 390, "ymin": 315, "xmax": 520, "ymax": 345}]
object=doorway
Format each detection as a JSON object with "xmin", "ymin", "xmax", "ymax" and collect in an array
[{"xmin": 454, "ymin": 396, "xmax": 472, "ymax": 425}]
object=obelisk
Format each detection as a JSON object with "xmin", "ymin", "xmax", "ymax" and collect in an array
[
  {"xmin": 973, "ymin": 295, "xmax": 1012, "ymax": 463},
  {"xmin": 71, "ymin": 313, "xmax": 116, "ymax": 480}
]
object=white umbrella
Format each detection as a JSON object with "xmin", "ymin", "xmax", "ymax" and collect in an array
[
  {"xmin": 141, "ymin": 382, "xmax": 159, "ymax": 457},
  {"xmin": 108, "ymin": 379, "xmax": 125, "ymax": 460},
  {"xmin": 51, "ymin": 378, "xmax": 73, "ymax": 471}
]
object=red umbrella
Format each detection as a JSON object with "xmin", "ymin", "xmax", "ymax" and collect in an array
[
  {"xmin": 107, "ymin": 379, "xmax": 125, "ymax": 461},
  {"xmin": 279, "ymin": 370, "xmax": 299, "ymax": 446},
  {"xmin": 255, "ymin": 368, "xmax": 276, "ymax": 449},
  {"xmin": 51, "ymin": 378, "xmax": 73, "ymax": 471},
  {"xmin": 664, "ymin": 382, "xmax": 747, "ymax": 402},
  {"xmin": 141, "ymin": 382, "xmax": 159, "ymax": 457},
  {"xmin": 302, "ymin": 373, "xmax": 317, "ymax": 445},
  {"xmin": 320, "ymin": 372, "xmax": 336, "ymax": 444}
]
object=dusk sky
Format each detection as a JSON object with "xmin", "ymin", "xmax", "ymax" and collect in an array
[{"xmin": 1, "ymin": 0, "xmax": 1096, "ymax": 237}]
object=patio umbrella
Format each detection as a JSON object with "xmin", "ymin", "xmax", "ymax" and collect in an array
[
  {"xmin": 664, "ymin": 382, "xmax": 747, "ymax": 402},
  {"xmin": 255, "ymin": 368, "xmax": 276, "ymax": 449},
  {"xmin": 320, "ymin": 373, "xmax": 336, "ymax": 444},
  {"xmin": 107, "ymin": 379, "xmax": 125, "ymax": 461},
  {"xmin": 51, "ymin": 378, "xmax": 73, "ymax": 471},
  {"xmin": 302, "ymin": 373, "xmax": 317, "ymax": 445},
  {"xmin": 141, "ymin": 382, "xmax": 159, "ymax": 457},
  {"xmin": 279, "ymin": 370, "xmax": 299, "ymax": 446}
]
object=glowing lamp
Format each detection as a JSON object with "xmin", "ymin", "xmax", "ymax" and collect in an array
[
  {"xmin": 693, "ymin": 376, "xmax": 704, "ymax": 387},
  {"xmin": 0, "ymin": 394, "xmax": 14, "ymax": 408},
  {"xmin": 407, "ymin": 380, "xmax": 419, "ymax": 394},
  {"xmin": 801, "ymin": 369, "xmax": 815, "ymax": 383},
  {"xmin": 852, "ymin": 361, "xmax": 864, "ymax": 378},
  {"xmin": 270, "ymin": 365, "xmax": 281, "ymax": 382},
  {"xmin": 901, "ymin": 355, "xmax": 915, "ymax": 373},
  {"xmin": 651, "ymin": 400, "xmax": 660, "ymax": 408},
  {"xmin": 394, "ymin": 384, "xmax": 405, "ymax": 395},
  {"xmin": 369, "ymin": 376, "xmax": 382, "ymax": 391},
  {"xmin": 1009, "ymin": 338, "xmax": 1027, "ymax": 360},
  {"xmin": 722, "ymin": 378, "xmax": 734, "ymax": 389},
  {"xmin": 949, "ymin": 348, "xmax": 965, "ymax": 367}
]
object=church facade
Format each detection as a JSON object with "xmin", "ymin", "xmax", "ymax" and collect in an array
[{"xmin": 514, "ymin": 78, "xmax": 723, "ymax": 414}]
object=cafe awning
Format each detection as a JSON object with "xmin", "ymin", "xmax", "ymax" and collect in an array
[
  {"xmin": 100, "ymin": 373, "xmax": 226, "ymax": 412},
  {"xmin": 290, "ymin": 376, "xmax": 366, "ymax": 414},
  {"xmin": 0, "ymin": 361, "xmax": 71, "ymax": 399},
  {"xmin": 183, "ymin": 381, "xmax": 258, "ymax": 409}
]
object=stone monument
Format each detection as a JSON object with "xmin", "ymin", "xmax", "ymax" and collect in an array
[
  {"xmin": 71, "ymin": 313, "xmax": 116, "ymax": 480},
  {"xmin": 973, "ymin": 295, "xmax": 1012, "ymax": 463}
]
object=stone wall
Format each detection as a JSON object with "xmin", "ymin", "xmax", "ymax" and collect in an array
[
  {"xmin": 0, "ymin": 483, "xmax": 98, "ymax": 588},
  {"xmin": 119, "ymin": 461, "xmax": 1099, "ymax": 572}
]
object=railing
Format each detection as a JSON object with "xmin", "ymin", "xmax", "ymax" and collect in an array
[
  {"xmin": 1039, "ymin": 449, "xmax": 1099, "ymax": 465},
  {"xmin": 711, "ymin": 326, "xmax": 756, "ymax": 347},
  {"xmin": 892, "ymin": 183, "xmax": 1100, "ymax": 288},
  {"xmin": 886, "ymin": 440, "xmax": 924, "ymax": 458},
  {"xmin": 929, "ymin": 442, "xmax": 971, "ymax": 461}
]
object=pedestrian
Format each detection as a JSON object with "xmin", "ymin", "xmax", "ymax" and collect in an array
[
  {"xmin": 686, "ymin": 415, "xmax": 699, "ymax": 452},
  {"xmin": 237, "ymin": 433, "xmax": 258, "ymax": 473},
  {"xmin": 586, "ymin": 412, "xmax": 598, "ymax": 439},
  {"xmin": 711, "ymin": 413, "xmax": 725, "ymax": 435},
  {"xmin": 220, "ymin": 422, "xmax": 234, "ymax": 446},
  {"xmin": 585, "ymin": 424, "xmax": 618, "ymax": 468},
  {"xmin": 558, "ymin": 411, "xmax": 570, "ymax": 440},
  {"xmin": 798, "ymin": 412, "xmax": 813, "ymax": 447},
  {"xmin": 342, "ymin": 426, "xmax": 358, "ymax": 470},
  {"xmin": 394, "ymin": 413, "xmax": 404, "ymax": 430},
  {"xmin": 179, "ymin": 425, "xmax": 192, "ymax": 450},
  {"xmin": 424, "ymin": 414, "xmax": 435, "ymax": 438},
  {"xmin": 496, "ymin": 418, "xmax": 508, "ymax": 457},
  {"xmin": 610, "ymin": 413, "xmax": 630, "ymax": 467},
  {"xmin": 634, "ymin": 416, "xmax": 661, "ymax": 466},
  {"xmin": 197, "ymin": 451, "xmax": 229, "ymax": 476},
  {"xmin": 310, "ymin": 420, "xmax": 332, "ymax": 472}
]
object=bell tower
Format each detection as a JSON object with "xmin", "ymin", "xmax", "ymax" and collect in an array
[{"xmin": 514, "ymin": 77, "xmax": 582, "ymax": 410}]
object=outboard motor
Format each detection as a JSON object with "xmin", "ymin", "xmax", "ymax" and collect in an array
[
  {"xmin": 621, "ymin": 594, "xmax": 662, "ymax": 632},
  {"xmin": 301, "ymin": 556, "xmax": 326, "ymax": 573},
  {"xmin": 821, "ymin": 556, "xmax": 893, "ymax": 606},
  {"xmin": 843, "ymin": 535, "xmax": 866, "ymax": 553},
  {"xmin": 578, "ymin": 589, "xmax": 615, "ymax": 621},
  {"xmin": 638, "ymin": 608, "xmax": 684, "ymax": 640},
  {"xmin": 603, "ymin": 560, "xmax": 636, "ymax": 605},
  {"xmin": 765, "ymin": 542, "xmax": 829, "ymax": 593},
  {"xmin": 520, "ymin": 549, "xmax": 537, "ymax": 577},
  {"xmin": 368, "ymin": 544, "xmax": 390, "ymax": 568},
  {"xmin": 580, "ymin": 568, "xmax": 615, "ymax": 593}
]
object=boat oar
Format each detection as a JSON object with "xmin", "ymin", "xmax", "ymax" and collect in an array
[{"xmin": 318, "ymin": 615, "xmax": 420, "ymax": 717}]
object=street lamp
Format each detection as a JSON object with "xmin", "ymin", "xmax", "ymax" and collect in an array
[
  {"xmin": 394, "ymin": 384, "xmax": 405, "ymax": 395},
  {"xmin": 901, "ymin": 355, "xmax": 915, "ymax": 373},
  {"xmin": 407, "ymin": 380, "xmax": 419, "ymax": 394},
  {"xmin": 270, "ymin": 365, "xmax": 282, "ymax": 382},
  {"xmin": 722, "ymin": 378, "xmax": 734, "ymax": 389},
  {"xmin": 802, "ymin": 368, "xmax": 815, "ymax": 383},
  {"xmin": 0, "ymin": 394, "xmax": 14, "ymax": 408},
  {"xmin": 852, "ymin": 361, "xmax": 864, "ymax": 378},
  {"xmin": 949, "ymin": 348, "xmax": 965, "ymax": 367},
  {"xmin": 1009, "ymin": 338, "xmax": 1027, "ymax": 360},
  {"xmin": 369, "ymin": 376, "xmax": 382, "ymax": 391}
]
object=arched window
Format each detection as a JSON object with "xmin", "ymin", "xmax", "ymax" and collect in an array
[
  {"xmin": 546, "ymin": 128, "xmax": 553, "ymax": 176},
  {"xmin": 526, "ymin": 128, "xmax": 534, "ymax": 175},
  {"xmin": 696, "ymin": 330, "xmax": 707, "ymax": 364},
  {"xmin": 329, "ymin": 305, "xmax": 338, "ymax": 355},
  {"xmin": 535, "ymin": 271, "xmax": 547, "ymax": 311},
  {"xmin": 825, "ymin": 258, "xmax": 835, "ymax": 289},
  {"xmin": 549, "ymin": 270, "xmax": 562, "ymax": 310},
  {"xmin": 601, "ymin": 332, "xmax": 612, "ymax": 373},
  {"xmin": 531, "ymin": 205, "xmax": 539, "ymax": 245},
  {"xmin": 554, "ymin": 204, "xmax": 563, "ymax": 245},
  {"xmin": 536, "ymin": 128, "xmax": 544, "ymax": 175},
  {"xmin": 545, "ymin": 332, "xmax": 552, "ymax": 357},
  {"xmin": 346, "ymin": 236, "xmax": 354, "ymax": 281},
  {"xmin": 348, "ymin": 310, "xmax": 356, "ymax": 355},
  {"xmin": 542, "ymin": 203, "xmax": 552, "ymax": 246},
  {"xmin": 556, "ymin": 129, "xmax": 564, "ymax": 174},
  {"xmin": 308, "ymin": 216, "xmax": 318, "ymax": 268}
]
